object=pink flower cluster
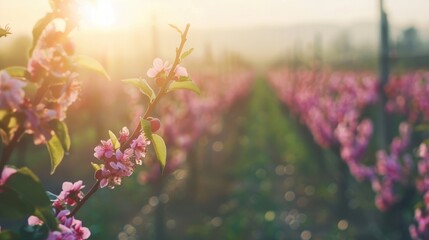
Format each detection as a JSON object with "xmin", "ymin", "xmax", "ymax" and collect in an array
[
  {"xmin": 0, "ymin": 23, "xmax": 81, "ymax": 145},
  {"xmin": 410, "ymin": 143, "xmax": 429, "ymax": 239},
  {"xmin": 335, "ymin": 115, "xmax": 375, "ymax": 181},
  {"xmin": 147, "ymin": 58, "xmax": 188, "ymax": 80},
  {"xmin": 93, "ymin": 127, "xmax": 150, "ymax": 188},
  {"xmin": 385, "ymin": 71, "xmax": 429, "ymax": 122},
  {"xmin": 371, "ymin": 123, "xmax": 412, "ymax": 211},
  {"xmin": 53, "ymin": 181, "xmax": 85, "ymax": 211},
  {"xmin": 28, "ymin": 180, "xmax": 90, "ymax": 239},
  {"xmin": 46, "ymin": 210, "xmax": 90, "ymax": 240},
  {"xmin": 24, "ymin": 23, "xmax": 81, "ymax": 144}
]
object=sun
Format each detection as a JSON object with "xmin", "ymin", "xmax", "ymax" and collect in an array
[{"xmin": 81, "ymin": 0, "xmax": 117, "ymax": 29}]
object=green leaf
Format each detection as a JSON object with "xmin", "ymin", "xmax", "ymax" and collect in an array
[
  {"xmin": 108, "ymin": 130, "xmax": 120, "ymax": 149},
  {"xmin": 72, "ymin": 55, "xmax": 110, "ymax": 80},
  {"xmin": 178, "ymin": 76, "xmax": 191, "ymax": 82},
  {"xmin": 140, "ymin": 119, "xmax": 167, "ymax": 170},
  {"xmin": 4, "ymin": 66, "xmax": 29, "ymax": 79},
  {"xmin": 4, "ymin": 168, "xmax": 57, "ymax": 230},
  {"xmin": 180, "ymin": 48, "xmax": 194, "ymax": 61},
  {"xmin": 91, "ymin": 162, "xmax": 102, "ymax": 171},
  {"xmin": 168, "ymin": 24, "xmax": 182, "ymax": 35},
  {"xmin": 167, "ymin": 81, "xmax": 201, "ymax": 95},
  {"xmin": 45, "ymin": 191, "xmax": 58, "ymax": 202},
  {"xmin": 46, "ymin": 134, "xmax": 65, "ymax": 174},
  {"xmin": 140, "ymin": 118, "xmax": 153, "ymax": 138},
  {"xmin": 0, "ymin": 187, "xmax": 32, "ymax": 218},
  {"xmin": 49, "ymin": 120, "xmax": 71, "ymax": 152},
  {"xmin": 151, "ymin": 134, "xmax": 167, "ymax": 170},
  {"xmin": 122, "ymin": 78, "xmax": 155, "ymax": 101},
  {"xmin": 6, "ymin": 168, "xmax": 49, "ymax": 207},
  {"xmin": 29, "ymin": 12, "xmax": 56, "ymax": 56}
]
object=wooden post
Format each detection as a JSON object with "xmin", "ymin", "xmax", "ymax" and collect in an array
[{"xmin": 377, "ymin": 0, "xmax": 390, "ymax": 149}]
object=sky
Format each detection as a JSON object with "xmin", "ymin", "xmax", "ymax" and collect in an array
[
  {"xmin": 1, "ymin": 0, "xmax": 428, "ymax": 67},
  {"xmin": 1, "ymin": 0, "xmax": 429, "ymax": 34}
]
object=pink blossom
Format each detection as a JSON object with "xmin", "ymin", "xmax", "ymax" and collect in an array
[
  {"xmin": 375, "ymin": 186, "xmax": 396, "ymax": 211},
  {"xmin": 0, "ymin": 166, "xmax": 17, "ymax": 189},
  {"xmin": 174, "ymin": 65, "xmax": 188, "ymax": 78},
  {"xmin": 57, "ymin": 181, "xmax": 85, "ymax": 206},
  {"xmin": 130, "ymin": 134, "xmax": 150, "ymax": 163},
  {"xmin": 23, "ymin": 104, "xmax": 54, "ymax": 145},
  {"xmin": 94, "ymin": 139, "xmax": 114, "ymax": 159},
  {"xmin": 28, "ymin": 216, "xmax": 44, "ymax": 226},
  {"xmin": 94, "ymin": 128, "xmax": 152, "ymax": 188},
  {"xmin": 0, "ymin": 71, "xmax": 26, "ymax": 111},
  {"xmin": 96, "ymin": 167, "xmax": 124, "ymax": 189},
  {"xmin": 56, "ymin": 79, "xmax": 81, "ymax": 121},
  {"xmin": 109, "ymin": 149, "xmax": 134, "ymax": 176},
  {"xmin": 47, "ymin": 210, "xmax": 91, "ymax": 240},
  {"xmin": 147, "ymin": 58, "xmax": 171, "ymax": 78},
  {"xmin": 95, "ymin": 169, "xmax": 111, "ymax": 188},
  {"xmin": 118, "ymin": 127, "xmax": 129, "ymax": 143},
  {"xmin": 419, "ymin": 143, "xmax": 429, "ymax": 159}
]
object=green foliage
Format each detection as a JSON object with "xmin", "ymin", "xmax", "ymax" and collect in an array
[
  {"xmin": 108, "ymin": 130, "xmax": 120, "ymax": 149},
  {"xmin": 0, "ymin": 167, "xmax": 57, "ymax": 230},
  {"xmin": 0, "ymin": 111, "xmax": 19, "ymax": 144},
  {"xmin": 122, "ymin": 78, "xmax": 156, "ymax": 102},
  {"xmin": 49, "ymin": 120, "xmax": 71, "ymax": 152},
  {"xmin": 45, "ymin": 191, "xmax": 58, "ymax": 202},
  {"xmin": 140, "ymin": 118, "xmax": 167, "ymax": 170},
  {"xmin": 46, "ymin": 134, "xmax": 65, "ymax": 174},
  {"xmin": 181, "ymin": 48, "xmax": 194, "ymax": 61},
  {"xmin": 167, "ymin": 80, "xmax": 201, "ymax": 95},
  {"xmin": 72, "ymin": 55, "xmax": 110, "ymax": 81},
  {"xmin": 0, "ymin": 185, "xmax": 32, "ymax": 218},
  {"xmin": 91, "ymin": 162, "xmax": 102, "ymax": 172},
  {"xmin": 151, "ymin": 134, "xmax": 167, "ymax": 170},
  {"xmin": 140, "ymin": 118, "xmax": 152, "ymax": 136}
]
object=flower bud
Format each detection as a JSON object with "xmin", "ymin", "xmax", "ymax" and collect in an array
[{"xmin": 147, "ymin": 117, "xmax": 161, "ymax": 132}]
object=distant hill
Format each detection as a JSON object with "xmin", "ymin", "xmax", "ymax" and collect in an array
[{"xmin": 187, "ymin": 21, "xmax": 428, "ymax": 66}]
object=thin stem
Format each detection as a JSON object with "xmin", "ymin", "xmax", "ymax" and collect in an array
[
  {"xmin": 0, "ymin": 126, "xmax": 25, "ymax": 173},
  {"xmin": 122, "ymin": 24, "xmax": 191, "ymax": 150},
  {"xmin": 70, "ymin": 24, "xmax": 191, "ymax": 217},
  {"xmin": 69, "ymin": 180, "xmax": 100, "ymax": 217}
]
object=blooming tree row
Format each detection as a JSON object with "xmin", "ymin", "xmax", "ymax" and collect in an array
[{"xmin": 267, "ymin": 69, "xmax": 429, "ymax": 239}]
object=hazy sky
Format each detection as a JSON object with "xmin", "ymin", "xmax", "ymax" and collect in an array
[{"xmin": 1, "ymin": 0, "xmax": 428, "ymax": 34}]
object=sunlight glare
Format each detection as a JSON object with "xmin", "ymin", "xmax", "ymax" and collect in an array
[{"xmin": 81, "ymin": 0, "xmax": 117, "ymax": 29}]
